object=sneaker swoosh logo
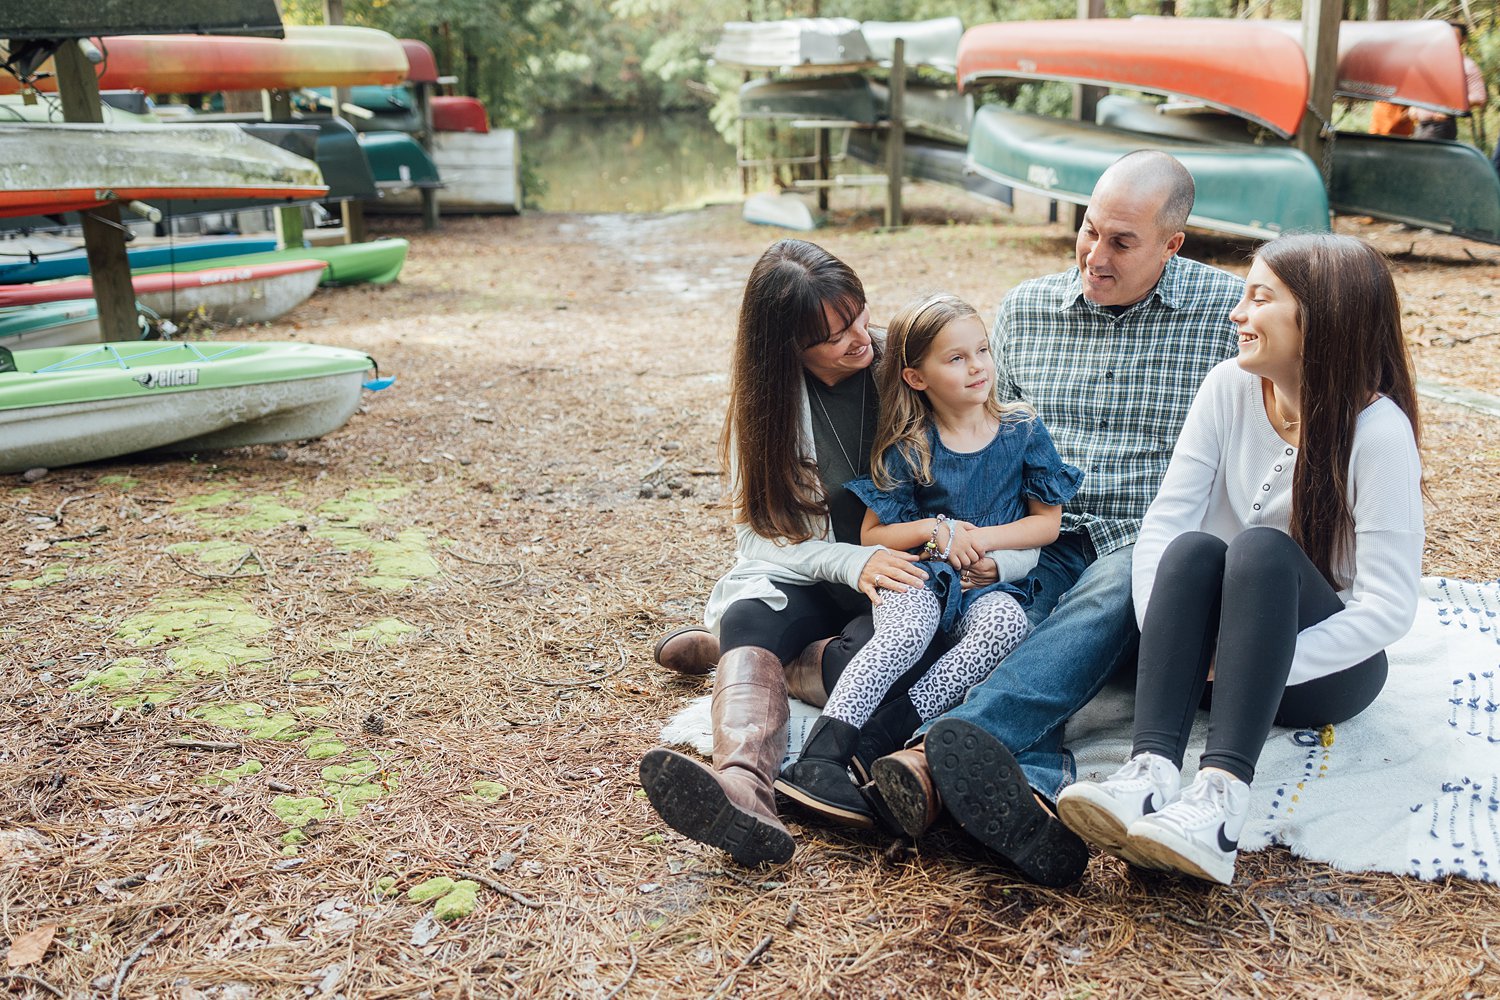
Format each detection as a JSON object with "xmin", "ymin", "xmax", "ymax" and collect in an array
[
  {"xmin": 1216, "ymin": 824, "xmax": 1239, "ymax": 853},
  {"xmin": 1140, "ymin": 792, "xmax": 1159, "ymax": 817}
]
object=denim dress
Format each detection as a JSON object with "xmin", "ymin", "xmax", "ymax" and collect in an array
[{"xmin": 846, "ymin": 414, "xmax": 1083, "ymax": 635}]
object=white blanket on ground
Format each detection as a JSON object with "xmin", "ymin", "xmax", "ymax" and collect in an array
[{"xmin": 659, "ymin": 577, "xmax": 1500, "ymax": 883}]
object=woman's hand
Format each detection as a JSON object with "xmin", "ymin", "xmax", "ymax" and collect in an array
[
  {"xmin": 960, "ymin": 557, "xmax": 999, "ymax": 590},
  {"xmin": 859, "ymin": 548, "xmax": 928, "ymax": 606}
]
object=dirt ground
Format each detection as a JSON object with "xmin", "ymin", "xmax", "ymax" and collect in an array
[{"xmin": 3, "ymin": 186, "xmax": 1499, "ymax": 998}]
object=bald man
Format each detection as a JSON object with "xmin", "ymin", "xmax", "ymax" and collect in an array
[{"xmin": 870, "ymin": 151, "xmax": 1245, "ymax": 885}]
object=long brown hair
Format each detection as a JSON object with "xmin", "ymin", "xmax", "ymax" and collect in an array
[
  {"xmin": 870, "ymin": 292, "xmax": 1031, "ymax": 490},
  {"xmin": 1256, "ymin": 233, "xmax": 1420, "ymax": 585},
  {"xmin": 719, "ymin": 239, "xmax": 867, "ymax": 543}
]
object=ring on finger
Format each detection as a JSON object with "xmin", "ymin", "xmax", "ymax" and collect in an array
[{"xmin": 874, "ymin": 574, "xmax": 884, "ymax": 587}]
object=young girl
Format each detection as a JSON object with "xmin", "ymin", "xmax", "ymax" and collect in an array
[
  {"xmin": 1056, "ymin": 233, "xmax": 1424, "ymax": 885},
  {"xmin": 775, "ymin": 293, "xmax": 1082, "ymax": 828}
]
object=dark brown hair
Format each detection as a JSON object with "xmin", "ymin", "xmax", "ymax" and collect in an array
[
  {"xmin": 1256, "ymin": 233, "xmax": 1420, "ymax": 585},
  {"xmin": 719, "ymin": 239, "xmax": 866, "ymax": 543}
]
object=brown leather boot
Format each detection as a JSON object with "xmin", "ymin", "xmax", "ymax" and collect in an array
[
  {"xmin": 639, "ymin": 646, "xmax": 794, "ymax": 866},
  {"xmin": 652, "ymin": 626, "xmax": 719, "ymax": 676},
  {"xmin": 871, "ymin": 742, "xmax": 940, "ymax": 840},
  {"xmin": 785, "ymin": 637, "xmax": 831, "ymax": 707}
]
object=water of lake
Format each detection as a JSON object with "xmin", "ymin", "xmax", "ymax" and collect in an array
[{"xmin": 525, "ymin": 111, "xmax": 740, "ymax": 213}]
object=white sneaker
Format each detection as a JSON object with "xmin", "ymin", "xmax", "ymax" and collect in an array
[
  {"xmin": 1126, "ymin": 769, "xmax": 1250, "ymax": 885},
  {"xmin": 1056, "ymin": 753, "xmax": 1180, "ymax": 868}
]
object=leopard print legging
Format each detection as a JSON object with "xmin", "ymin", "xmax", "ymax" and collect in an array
[{"xmin": 822, "ymin": 586, "xmax": 1032, "ymax": 728}]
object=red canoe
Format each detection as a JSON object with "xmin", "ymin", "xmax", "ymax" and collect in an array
[
  {"xmin": 401, "ymin": 39, "xmax": 440, "ymax": 85},
  {"xmin": 0, "ymin": 26, "xmax": 408, "ymax": 95},
  {"xmin": 957, "ymin": 19, "xmax": 1309, "ymax": 137},
  {"xmin": 1262, "ymin": 19, "xmax": 1468, "ymax": 113},
  {"xmin": 0, "ymin": 260, "xmax": 327, "ymax": 308},
  {"xmin": 431, "ymin": 96, "xmax": 489, "ymax": 133}
]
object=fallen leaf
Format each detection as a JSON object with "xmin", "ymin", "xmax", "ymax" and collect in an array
[
  {"xmin": 6, "ymin": 924, "xmax": 55, "ymax": 968},
  {"xmin": 410, "ymin": 912, "xmax": 441, "ymax": 947}
]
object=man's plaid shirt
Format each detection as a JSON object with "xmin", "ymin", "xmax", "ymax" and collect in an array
[{"xmin": 992, "ymin": 253, "xmax": 1244, "ymax": 557}]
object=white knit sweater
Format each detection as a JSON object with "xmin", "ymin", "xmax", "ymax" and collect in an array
[{"xmin": 1132, "ymin": 360, "xmax": 1424, "ymax": 686}]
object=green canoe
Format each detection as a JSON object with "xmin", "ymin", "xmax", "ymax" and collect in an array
[
  {"xmin": 0, "ymin": 340, "xmax": 379, "ymax": 473},
  {"xmin": 1095, "ymin": 95, "xmax": 1500, "ymax": 244},
  {"xmin": 358, "ymin": 132, "xmax": 441, "ymax": 190},
  {"xmin": 135, "ymin": 239, "xmax": 409, "ymax": 286},
  {"xmin": 968, "ymin": 105, "xmax": 1330, "ymax": 240}
]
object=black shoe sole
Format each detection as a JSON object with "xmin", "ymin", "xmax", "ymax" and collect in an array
[
  {"xmin": 773, "ymin": 772, "xmax": 876, "ymax": 830},
  {"xmin": 926, "ymin": 719, "xmax": 1087, "ymax": 887},
  {"xmin": 639, "ymin": 749, "xmax": 793, "ymax": 867},
  {"xmin": 871, "ymin": 755, "xmax": 937, "ymax": 840}
]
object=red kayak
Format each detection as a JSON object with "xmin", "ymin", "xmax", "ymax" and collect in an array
[
  {"xmin": 431, "ymin": 97, "xmax": 489, "ymax": 133},
  {"xmin": 957, "ymin": 18, "xmax": 1309, "ymax": 137},
  {"xmin": 0, "ymin": 26, "xmax": 408, "ymax": 95},
  {"xmin": 0, "ymin": 260, "xmax": 327, "ymax": 308}
]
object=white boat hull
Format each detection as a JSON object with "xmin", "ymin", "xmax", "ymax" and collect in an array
[
  {"xmin": 0, "ymin": 315, "xmax": 103, "ymax": 350},
  {"xmin": 136, "ymin": 267, "xmax": 324, "ymax": 326},
  {"xmin": 0, "ymin": 371, "xmax": 365, "ymax": 473}
]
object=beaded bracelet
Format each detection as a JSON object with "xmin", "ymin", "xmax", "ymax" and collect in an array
[
  {"xmin": 939, "ymin": 517, "xmax": 956, "ymax": 560},
  {"xmin": 922, "ymin": 514, "xmax": 951, "ymax": 560}
]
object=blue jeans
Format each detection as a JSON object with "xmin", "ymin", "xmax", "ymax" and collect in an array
[{"xmin": 919, "ymin": 532, "xmax": 1140, "ymax": 799}]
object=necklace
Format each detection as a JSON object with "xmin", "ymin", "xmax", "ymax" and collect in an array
[
  {"xmin": 809, "ymin": 371, "xmax": 867, "ymax": 478},
  {"xmin": 1270, "ymin": 389, "xmax": 1300, "ymax": 431}
]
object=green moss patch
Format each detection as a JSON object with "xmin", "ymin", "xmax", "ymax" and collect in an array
[
  {"xmin": 289, "ymin": 669, "xmax": 321, "ymax": 682},
  {"xmin": 167, "ymin": 540, "xmax": 256, "ymax": 568},
  {"xmin": 98, "ymin": 474, "xmax": 139, "ymax": 490},
  {"xmin": 324, "ymin": 617, "xmax": 419, "ymax": 651},
  {"xmin": 375, "ymin": 876, "xmax": 399, "ymax": 898},
  {"xmin": 115, "ymin": 592, "xmax": 273, "ymax": 648},
  {"xmin": 321, "ymin": 757, "xmax": 395, "ymax": 816},
  {"xmin": 191, "ymin": 702, "xmax": 310, "ymax": 742},
  {"xmin": 315, "ymin": 486, "xmax": 411, "ymax": 526},
  {"xmin": 172, "ymin": 489, "xmax": 239, "ymax": 512},
  {"xmin": 69, "ymin": 659, "xmax": 153, "ymax": 692},
  {"xmin": 463, "ymin": 780, "xmax": 509, "ymax": 804},
  {"xmin": 407, "ymin": 876, "xmax": 480, "ymax": 922},
  {"xmin": 198, "ymin": 760, "xmax": 263, "ymax": 786},
  {"xmin": 8, "ymin": 563, "xmax": 71, "ymax": 590}
]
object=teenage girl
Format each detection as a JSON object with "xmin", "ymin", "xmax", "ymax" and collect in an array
[
  {"xmin": 775, "ymin": 293, "xmax": 1082, "ymax": 826},
  {"xmin": 1056, "ymin": 233, "xmax": 1424, "ymax": 885}
]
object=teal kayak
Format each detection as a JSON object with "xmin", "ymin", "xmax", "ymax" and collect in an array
[
  {"xmin": 0, "ymin": 341, "xmax": 379, "ymax": 472},
  {"xmin": 0, "ymin": 301, "xmax": 104, "ymax": 350},
  {"xmin": 135, "ymin": 239, "xmax": 409, "ymax": 286},
  {"xmin": 0, "ymin": 237, "xmax": 278, "ymax": 284},
  {"xmin": 967, "ymin": 105, "xmax": 1330, "ymax": 239}
]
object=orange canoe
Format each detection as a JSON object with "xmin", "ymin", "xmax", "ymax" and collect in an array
[
  {"xmin": 0, "ymin": 25, "xmax": 408, "ymax": 95},
  {"xmin": 957, "ymin": 19, "xmax": 1309, "ymax": 137}
]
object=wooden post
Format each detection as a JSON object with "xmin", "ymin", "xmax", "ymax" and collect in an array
[
  {"xmin": 1296, "ymin": 0, "xmax": 1342, "ymax": 190},
  {"xmin": 263, "ymin": 88, "xmax": 306, "ymax": 248},
  {"xmin": 884, "ymin": 38, "xmax": 905, "ymax": 229},
  {"xmin": 1071, "ymin": 0, "xmax": 1108, "ymax": 230},
  {"xmin": 1367, "ymin": 0, "xmax": 1388, "ymax": 19},
  {"xmin": 814, "ymin": 127, "xmax": 829, "ymax": 212},
  {"xmin": 413, "ymin": 81, "xmax": 441, "ymax": 230},
  {"xmin": 55, "ymin": 39, "xmax": 137, "ymax": 342},
  {"xmin": 324, "ymin": 0, "xmax": 365, "ymax": 243}
]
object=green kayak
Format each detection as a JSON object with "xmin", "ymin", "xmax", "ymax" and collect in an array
[
  {"xmin": 0, "ymin": 340, "xmax": 380, "ymax": 472},
  {"xmin": 135, "ymin": 239, "xmax": 409, "ymax": 286},
  {"xmin": 968, "ymin": 105, "xmax": 1330, "ymax": 240},
  {"xmin": 358, "ymin": 131, "xmax": 441, "ymax": 190},
  {"xmin": 1094, "ymin": 96, "xmax": 1500, "ymax": 244}
]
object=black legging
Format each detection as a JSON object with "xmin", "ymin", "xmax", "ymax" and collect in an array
[
  {"xmin": 1131, "ymin": 527, "xmax": 1388, "ymax": 784},
  {"xmin": 718, "ymin": 583, "xmax": 941, "ymax": 702}
]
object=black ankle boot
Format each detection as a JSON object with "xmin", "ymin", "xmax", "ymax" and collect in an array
[
  {"xmin": 774, "ymin": 716, "xmax": 875, "ymax": 829},
  {"xmin": 850, "ymin": 694, "xmax": 922, "ymax": 786}
]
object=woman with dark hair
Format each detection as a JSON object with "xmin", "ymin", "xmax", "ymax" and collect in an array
[
  {"xmin": 638, "ymin": 239, "xmax": 936, "ymax": 866},
  {"xmin": 1056, "ymin": 233, "xmax": 1424, "ymax": 885}
]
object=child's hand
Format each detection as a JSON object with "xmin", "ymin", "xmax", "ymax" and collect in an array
[{"xmin": 945, "ymin": 523, "xmax": 988, "ymax": 570}]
